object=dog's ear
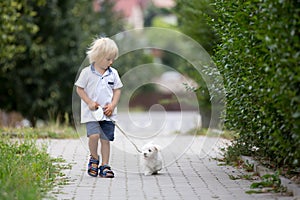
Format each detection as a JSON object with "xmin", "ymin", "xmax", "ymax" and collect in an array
[{"xmin": 154, "ymin": 145, "xmax": 161, "ymax": 151}]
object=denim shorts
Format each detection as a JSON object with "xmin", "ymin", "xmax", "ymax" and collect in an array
[{"xmin": 86, "ymin": 121, "xmax": 115, "ymax": 141}]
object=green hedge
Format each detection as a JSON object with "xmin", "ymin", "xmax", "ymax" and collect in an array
[{"xmin": 210, "ymin": 0, "xmax": 300, "ymax": 168}]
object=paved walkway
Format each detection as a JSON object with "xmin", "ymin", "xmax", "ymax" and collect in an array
[{"xmin": 44, "ymin": 134, "xmax": 294, "ymax": 200}]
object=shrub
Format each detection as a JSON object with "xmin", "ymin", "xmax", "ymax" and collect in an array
[{"xmin": 209, "ymin": 0, "xmax": 300, "ymax": 168}]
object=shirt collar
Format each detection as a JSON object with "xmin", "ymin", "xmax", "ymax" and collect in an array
[{"xmin": 90, "ymin": 63, "xmax": 112, "ymax": 77}]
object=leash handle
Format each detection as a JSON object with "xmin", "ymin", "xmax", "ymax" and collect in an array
[{"xmin": 113, "ymin": 121, "xmax": 142, "ymax": 153}]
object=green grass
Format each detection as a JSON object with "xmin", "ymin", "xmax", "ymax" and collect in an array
[
  {"xmin": 0, "ymin": 124, "xmax": 80, "ymax": 139},
  {"xmin": 0, "ymin": 137, "xmax": 65, "ymax": 200},
  {"xmin": 0, "ymin": 124, "xmax": 77, "ymax": 199},
  {"xmin": 185, "ymin": 128, "xmax": 237, "ymax": 140}
]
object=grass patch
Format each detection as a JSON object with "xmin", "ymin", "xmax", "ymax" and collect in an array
[
  {"xmin": 186, "ymin": 128, "xmax": 237, "ymax": 140},
  {"xmin": 0, "ymin": 124, "xmax": 80, "ymax": 139},
  {"xmin": 0, "ymin": 137, "xmax": 67, "ymax": 200}
]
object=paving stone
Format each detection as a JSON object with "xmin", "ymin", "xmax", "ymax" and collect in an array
[{"xmin": 45, "ymin": 135, "xmax": 295, "ymax": 200}]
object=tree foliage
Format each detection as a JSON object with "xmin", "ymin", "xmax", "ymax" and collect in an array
[
  {"xmin": 208, "ymin": 0, "xmax": 300, "ymax": 168},
  {"xmin": 172, "ymin": 0, "xmax": 219, "ymax": 128},
  {"xmin": 0, "ymin": 0, "xmax": 46, "ymax": 71},
  {"xmin": 0, "ymin": 0, "xmax": 124, "ymax": 125},
  {"xmin": 173, "ymin": 0, "xmax": 218, "ymax": 54}
]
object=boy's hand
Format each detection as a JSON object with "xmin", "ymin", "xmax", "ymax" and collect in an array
[
  {"xmin": 88, "ymin": 102, "xmax": 99, "ymax": 111},
  {"xmin": 103, "ymin": 103, "xmax": 114, "ymax": 117}
]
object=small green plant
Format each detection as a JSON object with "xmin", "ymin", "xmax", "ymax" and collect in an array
[
  {"xmin": 243, "ymin": 160, "xmax": 254, "ymax": 172},
  {"xmin": 228, "ymin": 173, "xmax": 258, "ymax": 181},
  {"xmin": 246, "ymin": 171, "xmax": 287, "ymax": 194}
]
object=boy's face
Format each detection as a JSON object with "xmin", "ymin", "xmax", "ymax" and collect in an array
[{"xmin": 98, "ymin": 56, "xmax": 115, "ymax": 70}]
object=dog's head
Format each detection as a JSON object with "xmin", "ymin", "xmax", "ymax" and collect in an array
[{"xmin": 141, "ymin": 143, "xmax": 160, "ymax": 158}]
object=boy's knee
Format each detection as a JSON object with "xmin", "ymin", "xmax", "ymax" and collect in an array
[
  {"xmin": 100, "ymin": 139, "xmax": 110, "ymax": 144},
  {"xmin": 89, "ymin": 133, "xmax": 100, "ymax": 140}
]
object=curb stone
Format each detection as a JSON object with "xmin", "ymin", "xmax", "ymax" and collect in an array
[{"xmin": 241, "ymin": 156, "xmax": 300, "ymax": 200}]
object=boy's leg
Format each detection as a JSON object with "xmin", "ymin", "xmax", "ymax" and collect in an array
[
  {"xmin": 98, "ymin": 121, "xmax": 114, "ymax": 178},
  {"xmin": 100, "ymin": 138, "xmax": 110, "ymax": 165},
  {"xmin": 99, "ymin": 138, "xmax": 114, "ymax": 178},
  {"xmin": 89, "ymin": 134, "xmax": 100, "ymax": 159},
  {"xmin": 87, "ymin": 133, "xmax": 100, "ymax": 177}
]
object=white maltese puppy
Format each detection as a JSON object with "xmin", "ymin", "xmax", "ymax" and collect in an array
[{"xmin": 141, "ymin": 143, "xmax": 162, "ymax": 176}]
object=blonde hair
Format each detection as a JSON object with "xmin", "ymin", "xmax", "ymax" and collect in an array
[{"xmin": 86, "ymin": 37, "xmax": 119, "ymax": 64}]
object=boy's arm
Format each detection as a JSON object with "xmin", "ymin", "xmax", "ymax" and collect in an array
[
  {"xmin": 76, "ymin": 86, "xmax": 98, "ymax": 110},
  {"xmin": 111, "ymin": 88, "xmax": 121, "ymax": 108},
  {"xmin": 103, "ymin": 88, "xmax": 121, "ymax": 116}
]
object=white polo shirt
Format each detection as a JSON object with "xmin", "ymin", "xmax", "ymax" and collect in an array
[{"xmin": 75, "ymin": 64, "xmax": 123, "ymax": 123}]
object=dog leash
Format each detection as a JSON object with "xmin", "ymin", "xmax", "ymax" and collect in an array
[
  {"xmin": 92, "ymin": 106, "xmax": 142, "ymax": 153},
  {"xmin": 111, "ymin": 120, "xmax": 142, "ymax": 153}
]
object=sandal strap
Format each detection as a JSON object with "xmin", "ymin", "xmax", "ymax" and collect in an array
[
  {"xmin": 102, "ymin": 169, "xmax": 114, "ymax": 175},
  {"xmin": 99, "ymin": 164, "xmax": 111, "ymax": 171},
  {"xmin": 88, "ymin": 156, "xmax": 100, "ymax": 177},
  {"xmin": 88, "ymin": 165, "xmax": 98, "ymax": 171},
  {"xmin": 99, "ymin": 165, "xmax": 114, "ymax": 177},
  {"xmin": 89, "ymin": 156, "xmax": 99, "ymax": 164}
]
